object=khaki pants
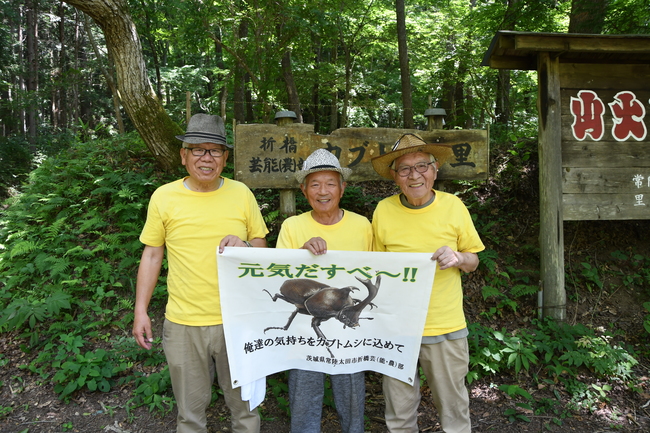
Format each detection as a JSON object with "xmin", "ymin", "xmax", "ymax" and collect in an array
[
  {"xmin": 383, "ymin": 338, "xmax": 471, "ymax": 433},
  {"xmin": 163, "ymin": 320, "xmax": 260, "ymax": 433}
]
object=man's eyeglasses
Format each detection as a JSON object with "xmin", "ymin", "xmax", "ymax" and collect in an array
[
  {"xmin": 184, "ymin": 147, "xmax": 226, "ymax": 157},
  {"xmin": 392, "ymin": 161, "xmax": 434, "ymax": 177}
]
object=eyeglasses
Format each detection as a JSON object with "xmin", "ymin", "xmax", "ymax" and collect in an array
[
  {"xmin": 392, "ymin": 161, "xmax": 435, "ymax": 177},
  {"xmin": 184, "ymin": 147, "xmax": 226, "ymax": 157}
]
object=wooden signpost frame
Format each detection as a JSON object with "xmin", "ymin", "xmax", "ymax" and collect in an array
[{"xmin": 482, "ymin": 31, "xmax": 650, "ymax": 320}]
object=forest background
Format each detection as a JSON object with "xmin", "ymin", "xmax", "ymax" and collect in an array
[{"xmin": 2, "ymin": 0, "xmax": 650, "ymax": 432}]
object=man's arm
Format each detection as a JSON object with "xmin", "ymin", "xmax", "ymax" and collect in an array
[
  {"xmin": 132, "ymin": 245, "xmax": 164, "ymax": 350},
  {"xmin": 249, "ymin": 237, "xmax": 267, "ymax": 248},
  {"xmin": 218, "ymin": 235, "xmax": 267, "ymax": 252},
  {"xmin": 431, "ymin": 246, "xmax": 479, "ymax": 273}
]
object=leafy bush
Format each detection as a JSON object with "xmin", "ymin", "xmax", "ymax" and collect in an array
[
  {"xmin": 0, "ymin": 133, "xmax": 181, "ymax": 401},
  {"xmin": 468, "ymin": 318, "xmax": 639, "ymax": 419},
  {"xmin": 0, "ymin": 136, "xmax": 34, "ymax": 199}
]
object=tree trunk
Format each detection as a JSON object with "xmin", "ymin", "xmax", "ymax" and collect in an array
[
  {"xmin": 395, "ymin": 0, "xmax": 413, "ymax": 129},
  {"xmin": 494, "ymin": 0, "xmax": 520, "ymax": 130},
  {"xmin": 26, "ymin": 0, "xmax": 39, "ymax": 146},
  {"xmin": 281, "ymin": 49, "xmax": 303, "ymax": 123},
  {"xmin": 569, "ymin": 0, "xmax": 609, "ymax": 34},
  {"xmin": 342, "ymin": 48, "xmax": 351, "ymax": 128},
  {"xmin": 233, "ymin": 19, "xmax": 248, "ymax": 123},
  {"xmin": 495, "ymin": 69, "xmax": 511, "ymax": 126},
  {"xmin": 83, "ymin": 13, "xmax": 124, "ymax": 133},
  {"xmin": 329, "ymin": 45, "xmax": 338, "ymax": 133},
  {"xmin": 64, "ymin": 0, "xmax": 182, "ymax": 170}
]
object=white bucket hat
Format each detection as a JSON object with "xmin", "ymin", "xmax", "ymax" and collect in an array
[{"xmin": 295, "ymin": 149, "xmax": 352, "ymax": 184}]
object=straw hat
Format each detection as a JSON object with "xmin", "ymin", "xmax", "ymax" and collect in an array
[
  {"xmin": 295, "ymin": 149, "xmax": 352, "ymax": 184},
  {"xmin": 371, "ymin": 133, "xmax": 453, "ymax": 179},
  {"xmin": 175, "ymin": 113, "xmax": 231, "ymax": 148}
]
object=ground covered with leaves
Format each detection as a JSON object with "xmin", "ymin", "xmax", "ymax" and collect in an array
[{"xmin": 1, "ymin": 137, "xmax": 650, "ymax": 432}]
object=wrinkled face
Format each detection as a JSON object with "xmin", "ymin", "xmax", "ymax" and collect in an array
[
  {"xmin": 391, "ymin": 152, "xmax": 437, "ymax": 206},
  {"xmin": 300, "ymin": 171, "xmax": 345, "ymax": 214},
  {"xmin": 180, "ymin": 142, "xmax": 228, "ymax": 189}
]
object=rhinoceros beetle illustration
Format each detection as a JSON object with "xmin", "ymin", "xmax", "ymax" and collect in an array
[{"xmin": 262, "ymin": 275, "xmax": 381, "ymax": 357}]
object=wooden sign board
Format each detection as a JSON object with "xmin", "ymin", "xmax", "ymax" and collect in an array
[
  {"xmin": 234, "ymin": 124, "xmax": 488, "ymax": 189},
  {"xmin": 561, "ymin": 63, "xmax": 650, "ymax": 220}
]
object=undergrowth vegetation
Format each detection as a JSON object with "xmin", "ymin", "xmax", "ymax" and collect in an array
[{"xmin": 1, "ymin": 134, "xmax": 649, "ymax": 427}]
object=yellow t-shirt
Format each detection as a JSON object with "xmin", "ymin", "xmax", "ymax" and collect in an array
[
  {"xmin": 276, "ymin": 210, "xmax": 372, "ymax": 252},
  {"xmin": 140, "ymin": 177, "xmax": 269, "ymax": 326},
  {"xmin": 372, "ymin": 191, "xmax": 484, "ymax": 336}
]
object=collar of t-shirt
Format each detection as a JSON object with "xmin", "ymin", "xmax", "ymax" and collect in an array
[{"xmin": 399, "ymin": 192, "xmax": 435, "ymax": 209}]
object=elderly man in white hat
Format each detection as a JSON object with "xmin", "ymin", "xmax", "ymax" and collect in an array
[
  {"xmin": 371, "ymin": 133, "xmax": 484, "ymax": 433},
  {"xmin": 133, "ymin": 113, "xmax": 268, "ymax": 433},
  {"xmin": 276, "ymin": 148, "xmax": 372, "ymax": 433}
]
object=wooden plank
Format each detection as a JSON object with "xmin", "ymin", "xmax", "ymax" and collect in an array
[
  {"xmin": 562, "ymin": 167, "xmax": 650, "ymax": 193},
  {"xmin": 560, "ymin": 63, "xmax": 650, "ymax": 90},
  {"xmin": 234, "ymin": 125, "xmax": 489, "ymax": 189},
  {"xmin": 563, "ymin": 193, "xmax": 650, "ymax": 220},
  {"xmin": 559, "ymin": 86, "xmax": 650, "ymax": 145},
  {"xmin": 562, "ymin": 142, "xmax": 650, "ymax": 168},
  {"xmin": 515, "ymin": 34, "xmax": 650, "ymax": 54},
  {"xmin": 537, "ymin": 52, "xmax": 566, "ymax": 321},
  {"xmin": 485, "ymin": 55, "xmax": 536, "ymax": 70}
]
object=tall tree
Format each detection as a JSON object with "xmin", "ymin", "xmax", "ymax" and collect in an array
[
  {"xmin": 281, "ymin": 49, "xmax": 303, "ymax": 122},
  {"xmin": 64, "ymin": 0, "xmax": 182, "ymax": 169},
  {"xmin": 25, "ymin": 0, "xmax": 39, "ymax": 144},
  {"xmin": 569, "ymin": 0, "xmax": 609, "ymax": 33},
  {"xmin": 495, "ymin": 0, "xmax": 521, "ymax": 130},
  {"xmin": 395, "ymin": 0, "xmax": 413, "ymax": 128}
]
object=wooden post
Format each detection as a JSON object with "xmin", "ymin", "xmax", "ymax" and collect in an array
[
  {"xmin": 425, "ymin": 108, "xmax": 448, "ymax": 191},
  {"xmin": 276, "ymin": 111, "xmax": 298, "ymax": 216},
  {"xmin": 537, "ymin": 52, "xmax": 566, "ymax": 321},
  {"xmin": 425, "ymin": 108, "xmax": 446, "ymax": 130}
]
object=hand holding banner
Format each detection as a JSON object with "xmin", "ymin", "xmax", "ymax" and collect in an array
[{"xmin": 218, "ymin": 248, "xmax": 436, "ymax": 389}]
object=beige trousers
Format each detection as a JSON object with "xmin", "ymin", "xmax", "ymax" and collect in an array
[
  {"xmin": 383, "ymin": 338, "xmax": 471, "ymax": 433},
  {"xmin": 163, "ymin": 320, "xmax": 260, "ymax": 433}
]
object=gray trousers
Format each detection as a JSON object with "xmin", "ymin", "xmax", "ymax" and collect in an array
[{"xmin": 288, "ymin": 369, "xmax": 365, "ymax": 433}]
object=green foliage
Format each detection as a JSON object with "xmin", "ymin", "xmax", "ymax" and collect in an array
[
  {"xmin": 51, "ymin": 348, "xmax": 127, "ymax": 400},
  {"xmin": 126, "ymin": 367, "xmax": 175, "ymax": 414},
  {"xmin": 468, "ymin": 318, "xmax": 639, "ymax": 421},
  {"xmin": 0, "ymin": 133, "xmax": 175, "ymax": 341},
  {"xmin": 0, "ymin": 134, "xmax": 181, "ymax": 404},
  {"xmin": 0, "ymin": 136, "xmax": 33, "ymax": 199},
  {"xmin": 267, "ymin": 373, "xmax": 290, "ymax": 417},
  {"xmin": 477, "ymin": 250, "xmax": 538, "ymax": 320}
]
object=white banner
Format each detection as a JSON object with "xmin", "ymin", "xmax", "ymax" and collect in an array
[{"xmin": 218, "ymin": 248, "xmax": 435, "ymax": 389}]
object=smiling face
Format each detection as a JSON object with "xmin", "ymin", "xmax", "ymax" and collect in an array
[
  {"xmin": 391, "ymin": 151, "xmax": 437, "ymax": 206},
  {"xmin": 300, "ymin": 171, "xmax": 345, "ymax": 216},
  {"xmin": 180, "ymin": 142, "xmax": 229, "ymax": 191}
]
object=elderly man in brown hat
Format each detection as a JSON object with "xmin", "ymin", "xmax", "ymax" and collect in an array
[
  {"xmin": 275, "ymin": 148, "xmax": 372, "ymax": 433},
  {"xmin": 133, "ymin": 113, "xmax": 268, "ymax": 433},
  {"xmin": 371, "ymin": 133, "xmax": 484, "ymax": 433}
]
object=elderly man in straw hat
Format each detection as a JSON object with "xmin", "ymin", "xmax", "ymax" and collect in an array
[
  {"xmin": 276, "ymin": 148, "xmax": 372, "ymax": 433},
  {"xmin": 371, "ymin": 133, "xmax": 484, "ymax": 433},
  {"xmin": 133, "ymin": 113, "xmax": 268, "ymax": 433}
]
